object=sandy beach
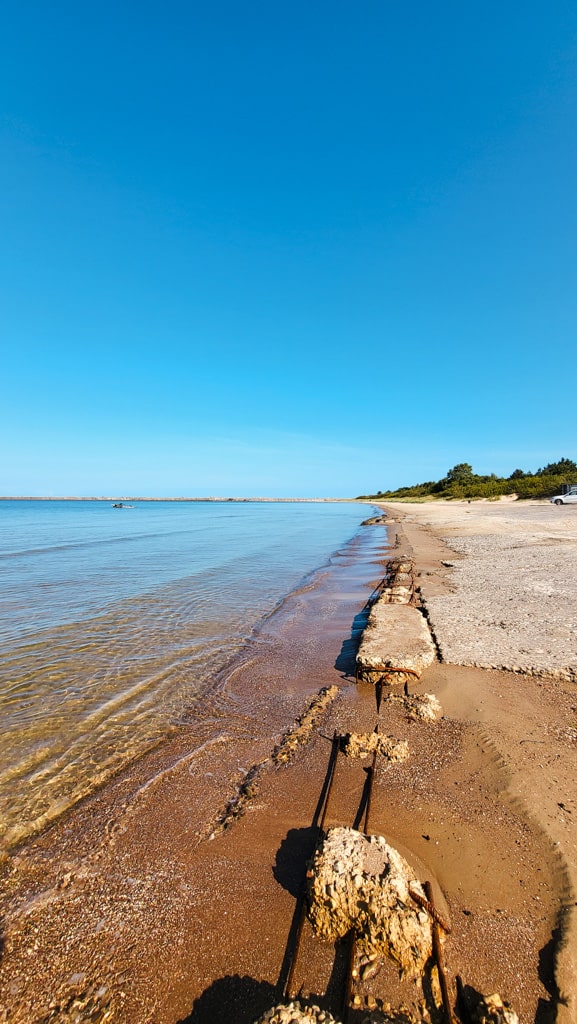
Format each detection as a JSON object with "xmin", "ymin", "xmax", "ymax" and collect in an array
[
  {"xmin": 1, "ymin": 501, "xmax": 576, "ymax": 1024},
  {"xmin": 379, "ymin": 499, "xmax": 577, "ymax": 1024}
]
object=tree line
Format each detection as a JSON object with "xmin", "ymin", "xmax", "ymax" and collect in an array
[{"xmin": 357, "ymin": 458, "xmax": 577, "ymax": 501}]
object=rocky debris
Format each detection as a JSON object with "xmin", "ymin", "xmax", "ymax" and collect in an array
[
  {"xmin": 253, "ymin": 997, "xmax": 433, "ymax": 1024},
  {"xmin": 254, "ymin": 997, "xmax": 429, "ymax": 1024},
  {"xmin": 254, "ymin": 1001, "xmax": 340, "ymax": 1023},
  {"xmin": 459, "ymin": 989, "xmax": 519, "ymax": 1024},
  {"xmin": 381, "ymin": 693, "xmax": 442, "ymax": 722},
  {"xmin": 307, "ymin": 827, "xmax": 433, "ymax": 977},
  {"xmin": 340, "ymin": 732, "xmax": 409, "ymax": 763},
  {"xmin": 356, "ymin": 605, "xmax": 436, "ymax": 686}
]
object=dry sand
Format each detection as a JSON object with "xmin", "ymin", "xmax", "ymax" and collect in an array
[{"xmin": 0, "ymin": 502, "xmax": 576, "ymax": 1024}]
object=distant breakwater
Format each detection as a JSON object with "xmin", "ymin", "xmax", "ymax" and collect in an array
[{"xmin": 0, "ymin": 496, "xmax": 351, "ymax": 502}]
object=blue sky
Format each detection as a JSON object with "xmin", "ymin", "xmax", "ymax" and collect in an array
[{"xmin": 2, "ymin": 1, "xmax": 576, "ymax": 496}]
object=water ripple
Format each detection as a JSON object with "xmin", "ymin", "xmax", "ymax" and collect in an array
[{"xmin": 0, "ymin": 499, "xmax": 370, "ymax": 849}]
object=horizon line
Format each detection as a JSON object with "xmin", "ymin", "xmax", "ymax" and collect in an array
[{"xmin": 0, "ymin": 495, "xmax": 363, "ymax": 503}]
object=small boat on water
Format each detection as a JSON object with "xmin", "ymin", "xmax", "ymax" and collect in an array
[{"xmin": 111, "ymin": 502, "xmax": 134, "ymax": 509}]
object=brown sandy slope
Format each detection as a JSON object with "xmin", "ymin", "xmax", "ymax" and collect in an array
[{"xmin": 0, "ymin": 509, "xmax": 575, "ymax": 1023}]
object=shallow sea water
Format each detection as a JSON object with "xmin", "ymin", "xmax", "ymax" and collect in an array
[{"xmin": 0, "ymin": 499, "xmax": 372, "ymax": 849}]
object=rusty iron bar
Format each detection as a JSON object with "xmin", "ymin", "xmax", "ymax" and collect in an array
[
  {"xmin": 408, "ymin": 885, "xmax": 452, "ymax": 934},
  {"xmin": 358, "ymin": 666, "xmax": 420, "ymax": 714},
  {"xmin": 382, "ymin": 666, "xmax": 421, "ymax": 678},
  {"xmin": 423, "ymin": 881, "xmax": 454, "ymax": 1024},
  {"xmin": 284, "ymin": 734, "xmax": 340, "ymax": 1000},
  {"xmin": 358, "ymin": 665, "xmax": 421, "ymax": 685}
]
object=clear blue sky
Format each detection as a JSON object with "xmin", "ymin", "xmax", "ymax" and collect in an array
[{"xmin": 2, "ymin": 1, "xmax": 576, "ymax": 496}]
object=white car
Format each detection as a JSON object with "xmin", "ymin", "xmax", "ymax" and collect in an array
[{"xmin": 550, "ymin": 487, "xmax": 577, "ymax": 505}]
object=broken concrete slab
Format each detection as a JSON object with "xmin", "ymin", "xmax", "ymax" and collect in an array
[
  {"xmin": 340, "ymin": 732, "xmax": 409, "ymax": 763},
  {"xmin": 356, "ymin": 603, "xmax": 436, "ymax": 685},
  {"xmin": 307, "ymin": 827, "xmax": 433, "ymax": 978},
  {"xmin": 380, "ymin": 693, "xmax": 442, "ymax": 722}
]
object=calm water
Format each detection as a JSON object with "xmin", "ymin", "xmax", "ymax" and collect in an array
[{"xmin": 0, "ymin": 499, "xmax": 370, "ymax": 849}]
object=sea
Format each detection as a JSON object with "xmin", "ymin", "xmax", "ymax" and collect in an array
[{"xmin": 0, "ymin": 499, "xmax": 375, "ymax": 851}]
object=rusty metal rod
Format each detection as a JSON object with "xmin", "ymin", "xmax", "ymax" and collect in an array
[
  {"xmin": 358, "ymin": 665, "xmax": 421, "ymax": 682},
  {"xmin": 382, "ymin": 666, "xmax": 421, "ymax": 678},
  {"xmin": 424, "ymin": 881, "xmax": 454, "ymax": 1024},
  {"xmin": 408, "ymin": 885, "xmax": 452, "ymax": 934}
]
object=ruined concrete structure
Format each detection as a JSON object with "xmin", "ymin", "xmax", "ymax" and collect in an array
[
  {"xmin": 355, "ymin": 559, "xmax": 435, "ymax": 686},
  {"xmin": 307, "ymin": 827, "xmax": 433, "ymax": 978},
  {"xmin": 356, "ymin": 603, "xmax": 436, "ymax": 686}
]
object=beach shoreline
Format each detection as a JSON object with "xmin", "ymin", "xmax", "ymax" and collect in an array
[
  {"xmin": 1, "ymin": 503, "xmax": 576, "ymax": 1023},
  {"xmin": 0, "ymin": 523, "xmax": 388, "ymax": 1021}
]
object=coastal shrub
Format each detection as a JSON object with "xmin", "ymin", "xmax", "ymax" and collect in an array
[{"xmin": 360, "ymin": 459, "xmax": 576, "ymax": 502}]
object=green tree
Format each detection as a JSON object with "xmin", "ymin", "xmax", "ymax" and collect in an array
[
  {"xmin": 446, "ymin": 463, "xmax": 473, "ymax": 483},
  {"xmin": 537, "ymin": 458, "xmax": 577, "ymax": 478}
]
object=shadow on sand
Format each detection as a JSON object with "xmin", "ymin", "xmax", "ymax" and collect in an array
[
  {"xmin": 176, "ymin": 975, "xmax": 278, "ymax": 1024},
  {"xmin": 334, "ymin": 603, "xmax": 372, "ymax": 677}
]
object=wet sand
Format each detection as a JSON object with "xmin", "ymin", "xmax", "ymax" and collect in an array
[{"xmin": 0, "ymin": 508, "xmax": 576, "ymax": 1023}]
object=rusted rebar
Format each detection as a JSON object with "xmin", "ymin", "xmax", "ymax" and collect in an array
[
  {"xmin": 383, "ymin": 666, "xmax": 421, "ymax": 678},
  {"xmin": 424, "ymin": 880, "xmax": 454, "ymax": 1024},
  {"xmin": 408, "ymin": 885, "xmax": 452, "ymax": 934},
  {"xmin": 356, "ymin": 665, "xmax": 421, "ymax": 686}
]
